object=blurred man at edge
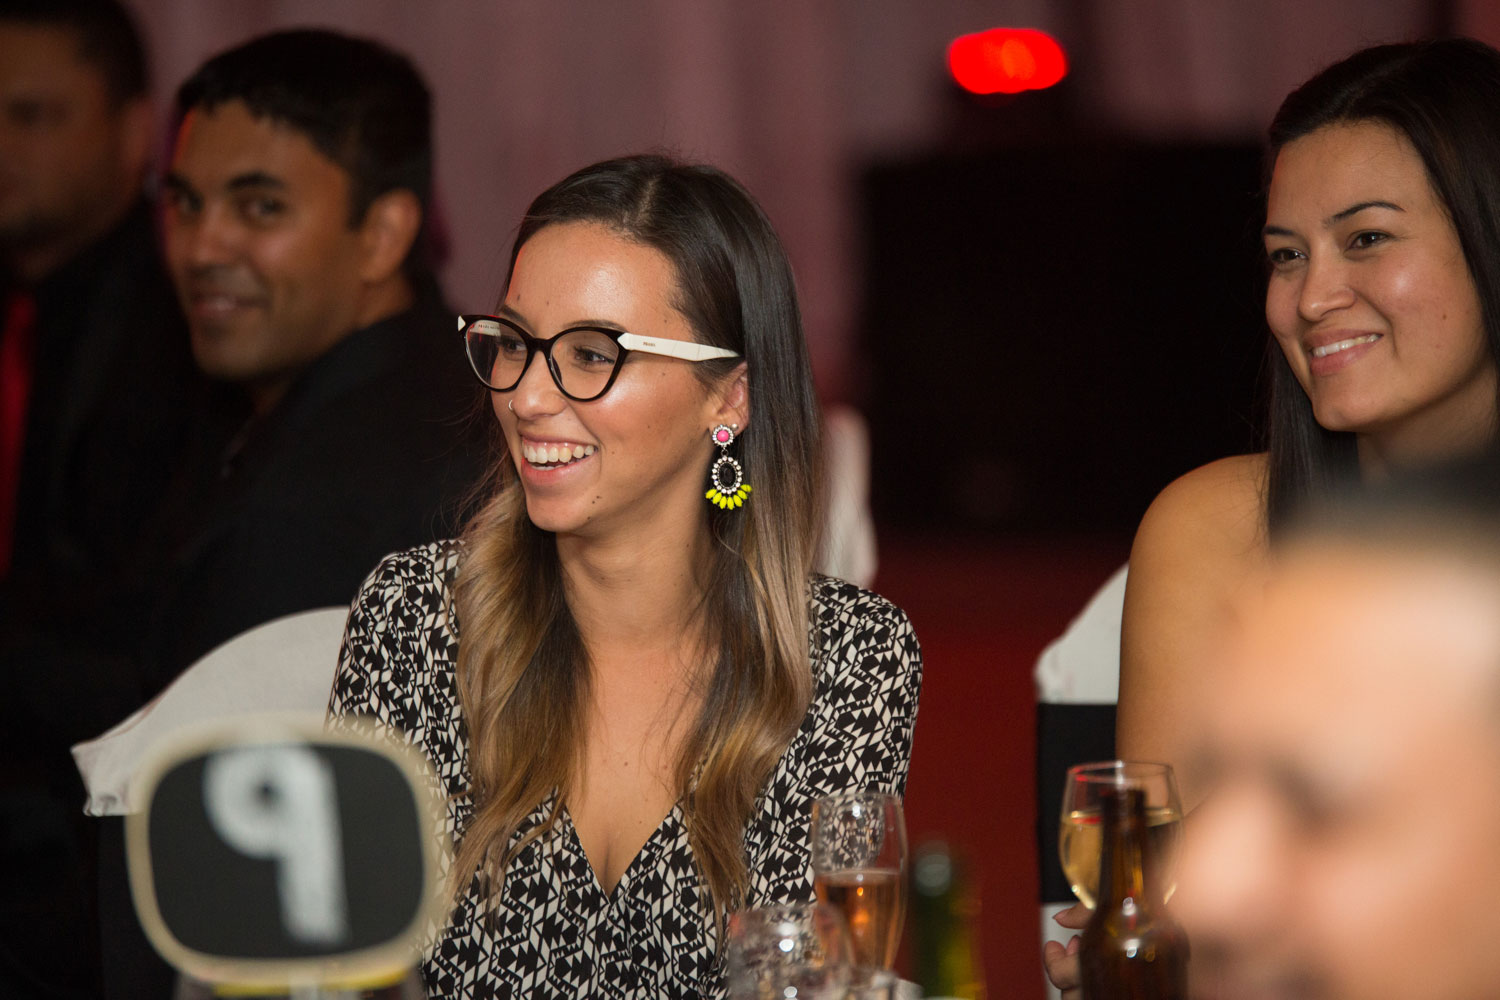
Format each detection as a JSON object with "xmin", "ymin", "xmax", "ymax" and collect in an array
[
  {"xmin": 0, "ymin": 0, "xmax": 195, "ymax": 591},
  {"xmin": 0, "ymin": 0, "xmax": 196, "ymax": 693},
  {"xmin": 0, "ymin": 2, "xmax": 196, "ymax": 996},
  {"xmin": 1173, "ymin": 466, "xmax": 1500, "ymax": 1000}
]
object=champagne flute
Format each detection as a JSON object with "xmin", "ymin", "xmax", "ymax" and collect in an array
[
  {"xmin": 725, "ymin": 902, "xmax": 853, "ymax": 1000},
  {"xmin": 1058, "ymin": 760, "xmax": 1183, "ymax": 909},
  {"xmin": 810, "ymin": 791, "xmax": 908, "ymax": 976}
]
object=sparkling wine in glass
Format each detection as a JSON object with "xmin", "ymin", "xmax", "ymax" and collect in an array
[
  {"xmin": 810, "ymin": 790, "xmax": 908, "ymax": 973},
  {"xmin": 1058, "ymin": 760, "xmax": 1184, "ymax": 909}
]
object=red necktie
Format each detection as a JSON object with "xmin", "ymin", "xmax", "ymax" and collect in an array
[{"xmin": 0, "ymin": 289, "xmax": 37, "ymax": 576}]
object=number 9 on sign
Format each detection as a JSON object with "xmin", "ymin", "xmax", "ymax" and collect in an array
[
  {"xmin": 125, "ymin": 717, "xmax": 444, "ymax": 986},
  {"xmin": 203, "ymin": 744, "xmax": 349, "ymax": 945}
]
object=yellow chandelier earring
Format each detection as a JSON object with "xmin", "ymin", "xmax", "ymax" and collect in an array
[{"xmin": 706, "ymin": 423, "xmax": 752, "ymax": 509}]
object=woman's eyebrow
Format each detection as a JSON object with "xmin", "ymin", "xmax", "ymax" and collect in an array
[
  {"xmin": 1263, "ymin": 200, "xmax": 1406, "ymax": 241},
  {"xmin": 496, "ymin": 305, "xmax": 628, "ymax": 334},
  {"xmin": 566, "ymin": 319, "xmax": 628, "ymax": 332},
  {"xmin": 1327, "ymin": 199, "xmax": 1404, "ymax": 224}
]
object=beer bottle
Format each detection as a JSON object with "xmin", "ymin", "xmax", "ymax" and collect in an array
[{"xmin": 1079, "ymin": 786, "xmax": 1187, "ymax": 999}]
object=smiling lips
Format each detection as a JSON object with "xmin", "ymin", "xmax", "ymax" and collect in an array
[
  {"xmin": 1305, "ymin": 332, "xmax": 1383, "ymax": 377},
  {"xmin": 188, "ymin": 292, "xmax": 254, "ymax": 318},
  {"xmin": 1311, "ymin": 333, "xmax": 1382, "ymax": 358},
  {"xmin": 182, "ymin": 277, "xmax": 266, "ymax": 322},
  {"xmin": 520, "ymin": 441, "xmax": 596, "ymax": 469}
]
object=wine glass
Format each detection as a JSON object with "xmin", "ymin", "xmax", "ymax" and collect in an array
[
  {"xmin": 809, "ymin": 791, "xmax": 908, "ymax": 979},
  {"xmin": 725, "ymin": 902, "xmax": 854, "ymax": 1000},
  {"xmin": 1059, "ymin": 760, "xmax": 1183, "ymax": 909}
]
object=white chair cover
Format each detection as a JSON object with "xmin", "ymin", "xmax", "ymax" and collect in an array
[
  {"xmin": 817, "ymin": 405, "xmax": 878, "ymax": 588},
  {"xmin": 1033, "ymin": 564, "xmax": 1127, "ymax": 705},
  {"xmin": 70, "ymin": 606, "xmax": 349, "ymax": 817}
]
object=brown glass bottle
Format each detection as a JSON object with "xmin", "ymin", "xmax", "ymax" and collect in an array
[{"xmin": 1079, "ymin": 785, "xmax": 1188, "ymax": 1000}]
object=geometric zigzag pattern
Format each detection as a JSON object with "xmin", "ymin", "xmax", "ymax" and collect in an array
[{"xmin": 328, "ymin": 542, "xmax": 922, "ymax": 999}]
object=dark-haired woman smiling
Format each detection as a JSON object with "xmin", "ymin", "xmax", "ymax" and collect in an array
[
  {"xmin": 329, "ymin": 155, "xmax": 920, "ymax": 998},
  {"xmin": 1119, "ymin": 38, "xmax": 1500, "ymax": 813},
  {"xmin": 1047, "ymin": 38, "xmax": 1500, "ymax": 998}
]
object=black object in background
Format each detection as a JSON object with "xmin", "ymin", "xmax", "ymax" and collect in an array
[
  {"xmin": 860, "ymin": 144, "xmax": 1266, "ymax": 537},
  {"xmin": 1035, "ymin": 703, "xmax": 1117, "ymax": 905}
]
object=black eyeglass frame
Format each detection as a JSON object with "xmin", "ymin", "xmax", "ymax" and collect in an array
[{"xmin": 459, "ymin": 313, "xmax": 740, "ymax": 403}]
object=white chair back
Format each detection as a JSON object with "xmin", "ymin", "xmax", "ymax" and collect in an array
[{"xmin": 71, "ymin": 607, "xmax": 349, "ymax": 816}]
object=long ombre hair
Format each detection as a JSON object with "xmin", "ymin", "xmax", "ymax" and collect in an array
[{"xmin": 450, "ymin": 155, "xmax": 824, "ymax": 920}]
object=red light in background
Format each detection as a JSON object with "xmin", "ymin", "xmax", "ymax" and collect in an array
[{"xmin": 948, "ymin": 28, "xmax": 1067, "ymax": 95}]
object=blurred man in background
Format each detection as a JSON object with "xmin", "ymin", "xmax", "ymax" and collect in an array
[
  {"xmin": 94, "ymin": 29, "xmax": 486, "ymax": 996},
  {"xmin": 1173, "ymin": 467, "xmax": 1500, "ymax": 1000},
  {"xmin": 137, "ymin": 28, "xmax": 484, "ymax": 690},
  {"xmin": 0, "ymin": 2, "xmax": 196, "ymax": 995}
]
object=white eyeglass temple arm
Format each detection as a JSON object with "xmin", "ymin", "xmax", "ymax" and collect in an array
[{"xmin": 617, "ymin": 332, "xmax": 739, "ymax": 362}]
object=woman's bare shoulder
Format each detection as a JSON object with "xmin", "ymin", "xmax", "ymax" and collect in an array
[
  {"xmin": 1132, "ymin": 453, "xmax": 1267, "ymax": 569},
  {"xmin": 1119, "ymin": 453, "xmax": 1268, "ymax": 800}
]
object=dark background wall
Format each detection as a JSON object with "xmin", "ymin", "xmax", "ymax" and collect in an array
[
  {"xmin": 860, "ymin": 138, "xmax": 1267, "ymax": 994},
  {"xmin": 862, "ymin": 142, "xmax": 1267, "ymax": 536}
]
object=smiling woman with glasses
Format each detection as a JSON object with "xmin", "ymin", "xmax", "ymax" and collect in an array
[{"xmin": 329, "ymin": 154, "xmax": 922, "ymax": 998}]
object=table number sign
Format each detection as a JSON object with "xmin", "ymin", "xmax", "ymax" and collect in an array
[{"xmin": 125, "ymin": 717, "xmax": 445, "ymax": 988}]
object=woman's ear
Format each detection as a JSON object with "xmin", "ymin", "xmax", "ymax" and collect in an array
[
  {"xmin": 711, "ymin": 362, "xmax": 750, "ymax": 432},
  {"xmin": 357, "ymin": 189, "xmax": 423, "ymax": 284}
]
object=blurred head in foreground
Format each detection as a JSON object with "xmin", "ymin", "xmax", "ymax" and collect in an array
[{"xmin": 1174, "ymin": 462, "xmax": 1500, "ymax": 999}]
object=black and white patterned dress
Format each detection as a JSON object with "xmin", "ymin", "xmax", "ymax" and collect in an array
[{"xmin": 328, "ymin": 542, "xmax": 921, "ymax": 999}]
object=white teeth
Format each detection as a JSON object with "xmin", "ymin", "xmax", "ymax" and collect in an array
[
  {"xmin": 1312, "ymin": 334, "xmax": 1380, "ymax": 358},
  {"xmin": 520, "ymin": 442, "xmax": 596, "ymax": 467},
  {"xmin": 196, "ymin": 295, "xmax": 239, "ymax": 313}
]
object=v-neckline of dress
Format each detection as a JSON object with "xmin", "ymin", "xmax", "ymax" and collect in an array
[{"xmin": 558, "ymin": 798, "xmax": 687, "ymax": 902}]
